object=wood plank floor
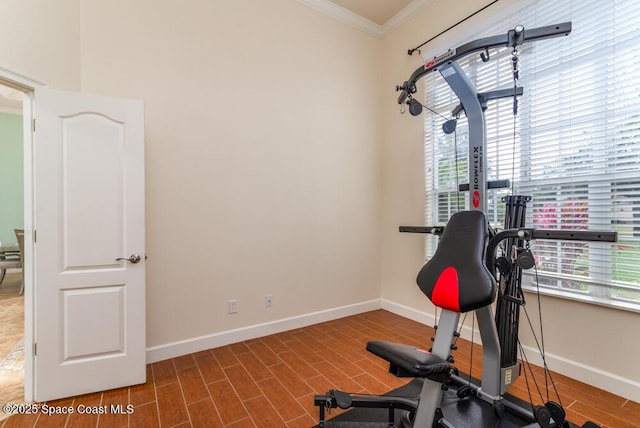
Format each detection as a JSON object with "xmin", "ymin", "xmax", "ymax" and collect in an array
[
  {"xmin": 1, "ymin": 310, "xmax": 638, "ymax": 427},
  {"xmin": 0, "ymin": 272, "xmax": 24, "ymax": 411}
]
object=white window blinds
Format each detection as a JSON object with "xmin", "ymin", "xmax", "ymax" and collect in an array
[{"xmin": 423, "ymin": 0, "xmax": 640, "ymax": 306}]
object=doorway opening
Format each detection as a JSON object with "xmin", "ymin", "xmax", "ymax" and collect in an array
[
  {"xmin": 0, "ymin": 83, "xmax": 25, "ymax": 411},
  {"xmin": 0, "ymin": 69, "xmax": 146, "ymax": 403}
]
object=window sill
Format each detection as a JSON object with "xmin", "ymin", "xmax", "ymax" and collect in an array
[{"xmin": 521, "ymin": 284, "xmax": 640, "ymax": 314}]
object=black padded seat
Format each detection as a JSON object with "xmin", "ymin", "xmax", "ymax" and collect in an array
[
  {"xmin": 416, "ymin": 210, "xmax": 496, "ymax": 313},
  {"xmin": 366, "ymin": 341, "xmax": 454, "ymax": 382}
]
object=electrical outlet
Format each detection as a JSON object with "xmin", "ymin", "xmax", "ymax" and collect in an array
[
  {"xmin": 228, "ymin": 299, "xmax": 238, "ymax": 314},
  {"xmin": 265, "ymin": 294, "xmax": 273, "ymax": 307}
]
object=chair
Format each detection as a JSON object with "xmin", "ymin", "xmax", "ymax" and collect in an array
[{"xmin": 0, "ymin": 230, "xmax": 22, "ymax": 291}]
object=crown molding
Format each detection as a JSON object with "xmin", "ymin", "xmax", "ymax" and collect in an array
[
  {"xmin": 296, "ymin": 0, "xmax": 433, "ymax": 39},
  {"xmin": 297, "ymin": 0, "xmax": 384, "ymax": 38},
  {"xmin": 382, "ymin": 0, "xmax": 435, "ymax": 37}
]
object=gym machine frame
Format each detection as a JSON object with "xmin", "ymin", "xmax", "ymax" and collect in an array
[{"xmin": 315, "ymin": 22, "xmax": 617, "ymax": 428}]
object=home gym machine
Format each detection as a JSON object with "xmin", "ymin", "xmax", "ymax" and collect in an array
[{"xmin": 314, "ymin": 22, "xmax": 617, "ymax": 428}]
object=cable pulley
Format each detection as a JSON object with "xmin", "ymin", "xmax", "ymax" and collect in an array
[
  {"xmin": 408, "ymin": 98, "xmax": 423, "ymax": 116},
  {"xmin": 442, "ymin": 118, "xmax": 458, "ymax": 134}
]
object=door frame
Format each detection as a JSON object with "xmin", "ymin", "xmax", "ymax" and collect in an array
[{"xmin": 0, "ymin": 67, "xmax": 45, "ymax": 402}]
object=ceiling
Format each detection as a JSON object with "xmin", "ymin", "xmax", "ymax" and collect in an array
[
  {"xmin": 329, "ymin": 0, "xmax": 415, "ymax": 25},
  {"xmin": 297, "ymin": 0, "xmax": 431, "ymax": 38}
]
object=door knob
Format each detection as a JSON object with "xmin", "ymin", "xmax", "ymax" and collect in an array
[{"xmin": 116, "ymin": 254, "xmax": 142, "ymax": 264}]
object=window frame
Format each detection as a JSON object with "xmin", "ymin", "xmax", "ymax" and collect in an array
[{"xmin": 420, "ymin": 0, "xmax": 640, "ymax": 313}]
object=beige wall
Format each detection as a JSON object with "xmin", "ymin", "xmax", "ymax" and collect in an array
[
  {"xmin": 0, "ymin": 0, "xmax": 80, "ymax": 90},
  {"xmin": 2, "ymin": 0, "xmax": 637, "ymax": 400},
  {"xmin": 79, "ymin": 0, "xmax": 383, "ymax": 347},
  {"xmin": 380, "ymin": 0, "xmax": 640, "ymax": 397}
]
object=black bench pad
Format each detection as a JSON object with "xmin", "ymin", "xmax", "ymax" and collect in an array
[{"xmin": 366, "ymin": 340, "xmax": 453, "ymax": 381}]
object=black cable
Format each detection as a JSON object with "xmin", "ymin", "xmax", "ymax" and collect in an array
[
  {"xmin": 510, "ymin": 46, "xmax": 520, "ymax": 196},
  {"xmin": 521, "ymin": 308, "xmax": 546, "ymax": 393},
  {"xmin": 511, "ymin": 99, "xmax": 517, "ymax": 195},
  {"xmin": 408, "ymin": 0, "xmax": 501, "ymax": 56},
  {"xmin": 468, "ymin": 313, "xmax": 475, "ymax": 389},
  {"xmin": 518, "ymin": 340, "xmax": 542, "ymax": 406},
  {"xmin": 518, "ymin": 264, "xmax": 563, "ymax": 407},
  {"xmin": 454, "ymin": 128, "xmax": 461, "ymax": 211},
  {"xmin": 410, "ymin": 97, "xmax": 449, "ymax": 120},
  {"xmin": 533, "ymin": 263, "xmax": 563, "ymax": 406},
  {"xmin": 533, "ymin": 263, "xmax": 550, "ymax": 403},
  {"xmin": 453, "ymin": 313, "xmax": 468, "ymax": 348},
  {"xmin": 409, "ymin": 98, "xmax": 461, "ymax": 212}
]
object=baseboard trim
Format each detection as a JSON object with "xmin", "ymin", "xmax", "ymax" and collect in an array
[
  {"xmin": 146, "ymin": 298, "xmax": 639, "ymax": 402},
  {"xmin": 518, "ymin": 345, "xmax": 640, "ymax": 403},
  {"xmin": 380, "ymin": 299, "xmax": 640, "ymax": 402},
  {"xmin": 146, "ymin": 299, "xmax": 382, "ymax": 364}
]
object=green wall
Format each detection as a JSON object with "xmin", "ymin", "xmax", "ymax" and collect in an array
[{"xmin": 0, "ymin": 112, "xmax": 23, "ymax": 246}]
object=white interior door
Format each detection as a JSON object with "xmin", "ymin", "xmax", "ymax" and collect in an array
[{"xmin": 33, "ymin": 87, "xmax": 145, "ymax": 401}]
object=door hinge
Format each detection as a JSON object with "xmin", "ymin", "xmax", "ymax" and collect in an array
[
  {"xmin": 33, "ymin": 230, "xmax": 36, "ymax": 243},
  {"xmin": 34, "ymin": 342, "xmax": 37, "ymax": 356},
  {"xmin": 32, "ymin": 118, "xmax": 35, "ymax": 132}
]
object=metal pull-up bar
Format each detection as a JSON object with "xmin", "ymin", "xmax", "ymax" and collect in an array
[{"xmin": 396, "ymin": 22, "xmax": 572, "ymax": 105}]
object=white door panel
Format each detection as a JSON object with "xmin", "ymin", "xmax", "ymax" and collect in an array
[
  {"xmin": 63, "ymin": 113, "xmax": 125, "ymax": 269},
  {"xmin": 34, "ymin": 88, "xmax": 145, "ymax": 401}
]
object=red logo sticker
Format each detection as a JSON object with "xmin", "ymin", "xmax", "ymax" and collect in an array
[
  {"xmin": 472, "ymin": 191, "xmax": 480, "ymax": 208},
  {"xmin": 425, "ymin": 60, "xmax": 435, "ymax": 69}
]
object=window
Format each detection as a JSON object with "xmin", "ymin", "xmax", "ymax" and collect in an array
[{"xmin": 423, "ymin": 0, "xmax": 640, "ymax": 307}]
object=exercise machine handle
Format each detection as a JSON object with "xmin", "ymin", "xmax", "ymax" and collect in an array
[
  {"xmin": 399, "ymin": 225, "xmax": 445, "ymax": 235},
  {"xmin": 396, "ymin": 22, "xmax": 572, "ymax": 105},
  {"xmin": 485, "ymin": 228, "xmax": 617, "ymax": 273}
]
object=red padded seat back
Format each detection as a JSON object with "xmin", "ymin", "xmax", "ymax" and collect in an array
[{"xmin": 417, "ymin": 211, "xmax": 496, "ymax": 313}]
